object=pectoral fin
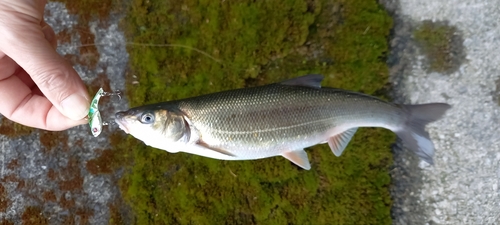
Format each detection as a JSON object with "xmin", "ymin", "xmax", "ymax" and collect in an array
[
  {"xmin": 197, "ymin": 141, "xmax": 236, "ymax": 157},
  {"xmin": 281, "ymin": 149, "xmax": 311, "ymax": 170},
  {"xmin": 328, "ymin": 128, "xmax": 358, "ymax": 157}
]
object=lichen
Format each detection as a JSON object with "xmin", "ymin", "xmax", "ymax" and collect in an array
[{"xmin": 413, "ymin": 20, "xmax": 465, "ymax": 74}]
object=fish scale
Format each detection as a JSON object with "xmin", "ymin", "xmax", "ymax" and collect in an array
[
  {"xmin": 115, "ymin": 75, "xmax": 451, "ymax": 170},
  {"xmin": 178, "ymin": 85, "xmax": 394, "ymax": 141},
  {"xmin": 179, "ymin": 84, "xmax": 401, "ymax": 152}
]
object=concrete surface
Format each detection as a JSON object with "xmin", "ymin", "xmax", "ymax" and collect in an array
[
  {"xmin": 385, "ymin": 0, "xmax": 500, "ymax": 224},
  {"xmin": 0, "ymin": 2, "xmax": 129, "ymax": 224}
]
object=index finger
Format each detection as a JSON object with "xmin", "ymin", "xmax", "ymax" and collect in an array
[
  {"xmin": 0, "ymin": 68, "xmax": 86, "ymax": 130},
  {"xmin": 0, "ymin": 9, "xmax": 90, "ymax": 122}
]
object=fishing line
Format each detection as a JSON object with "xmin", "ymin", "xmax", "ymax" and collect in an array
[
  {"xmin": 75, "ymin": 42, "xmax": 248, "ymax": 136},
  {"xmin": 62, "ymin": 41, "xmax": 259, "ymax": 74},
  {"xmin": 61, "ymin": 42, "xmax": 223, "ymax": 64},
  {"xmin": 69, "ymin": 42, "xmax": 222, "ymax": 136}
]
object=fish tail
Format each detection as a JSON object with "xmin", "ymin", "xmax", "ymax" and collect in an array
[{"xmin": 396, "ymin": 103, "xmax": 451, "ymax": 164}]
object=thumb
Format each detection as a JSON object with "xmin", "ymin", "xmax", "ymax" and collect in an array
[{"xmin": 0, "ymin": 17, "xmax": 90, "ymax": 120}]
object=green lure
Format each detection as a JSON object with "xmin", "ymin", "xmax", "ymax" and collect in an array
[
  {"xmin": 88, "ymin": 88, "xmax": 121, "ymax": 137},
  {"xmin": 88, "ymin": 88, "xmax": 105, "ymax": 137}
]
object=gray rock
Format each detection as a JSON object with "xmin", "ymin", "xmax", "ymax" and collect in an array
[
  {"xmin": 382, "ymin": 0, "xmax": 500, "ymax": 224},
  {"xmin": 0, "ymin": 2, "xmax": 129, "ymax": 224}
]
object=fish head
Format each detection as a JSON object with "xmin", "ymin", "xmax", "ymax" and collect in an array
[{"xmin": 115, "ymin": 108, "xmax": 190, "ymax": 147}]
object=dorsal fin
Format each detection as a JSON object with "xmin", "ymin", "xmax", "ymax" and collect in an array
[{"xmin": 279, "ymin": 74, "xmax": 323, "ymax": 89}]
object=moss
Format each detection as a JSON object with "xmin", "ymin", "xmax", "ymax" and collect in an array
[
  {"xmin": 55, "ymin": 0, "xmax": 114, "ymax": 22},
  {"xmin": 413, "ymin": 20, "xmax": 465, "ymax": 74},
  {"xmin": 0, "ymin": 219, "xmax": 14, "ymax": 225},
  {"xmin": 88, "ymin": 73, "xmax": 112, "ymax": 96},
  {"xmin": 58, "ymin": 158, "xmax": 84, "ymax": 192},
  {"xmin": 108, "ymin": 203, "xmax": 126, "ymax": 225},
  {"xmin": 0, "ymin": 117, "xmax": 35, "ymax": 138},
  {"xmin": 54, "ymin": 0, "xmax": 118, "ymax": 69},
  {"xmin": 43, "ymin": 191, "xmax": 57, "ymax": 202},
  {"xmin": 75, "ymin": 207, "xmax": 94, "ymax": 225},
  {"xmin": 1, "ymin": 174, "xmax": 22, "ymax": 188},
  {"xmin": 0, "ymin": 184, "xmax": 9, "ymax": 212},
  {"xmin": 21, "ymin": 206, "xmax": 48, "ymax": 225},
  {"xmin": 59, "ymin": 196, "xmax": 76, "ymax": 209},
  {"xmin": 6, "ymin": 159, "xmax": 19, "ymax": 170},
  {"xmin": 86, "ymin": 149, "xmax": 115, "ymax": 175},
  {"xmin": 39, "ymin": 131, "xmax": 69, "ymax": 153},
  {"xmin": 114, "ymin": 0, "xmax": 394, "ymax": 224},
  {"xmin": 47, "ymin": 169, "xmax": 57, "ymax": 181}
]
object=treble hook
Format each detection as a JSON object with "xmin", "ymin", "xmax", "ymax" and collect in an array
[
  {"xmin": 102, "ymin": 121, "xmax": 118, "ymax": 126},
  {"xmin": 101, "ymin": 90, "xmax": 122, "ymax": 99}
]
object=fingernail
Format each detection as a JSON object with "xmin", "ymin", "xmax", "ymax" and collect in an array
[{"xmin": 61, "ymin": 94, "xmax": 89, "ymax": 120}]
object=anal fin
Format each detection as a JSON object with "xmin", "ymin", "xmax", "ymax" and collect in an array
[
  {"xmin": 281, "ymin": 149, "xmax": 311, "ymax": 170},
  {"xmin": 328, "ymin": 128, "xmax": 358, "ymax": 157}
]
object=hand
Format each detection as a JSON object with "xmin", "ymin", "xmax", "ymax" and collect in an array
[{"xmin": 0, "ymin": 0, "xmax": 90, "ymax": 131}]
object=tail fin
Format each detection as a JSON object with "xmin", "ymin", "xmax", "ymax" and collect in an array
[{"xmin": 396, "ymin": 103, "xmax": 451, "ymax": 164}]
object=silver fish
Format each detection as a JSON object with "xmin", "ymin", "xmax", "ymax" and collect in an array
[{"xmin": 115, "ymin": 75, "xmax": 450, "ymax": 170}]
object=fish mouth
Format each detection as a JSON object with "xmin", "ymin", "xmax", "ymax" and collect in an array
[{"xmin": 114, "ymin": 112, "xmax": 130, "ymax": 134}]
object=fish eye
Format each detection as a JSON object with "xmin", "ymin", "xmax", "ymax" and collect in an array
[{"xmin": 140, "ymin": 113, "xmax": 155, "ymax": 124}]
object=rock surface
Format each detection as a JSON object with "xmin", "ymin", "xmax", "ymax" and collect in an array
[
  {"xmin": 384, "ymin": 0, "xmax": 500, "ymax": 224},
  {"xmin": 0, "ymin": 2, "xmax": 130, "ymax": 224}
]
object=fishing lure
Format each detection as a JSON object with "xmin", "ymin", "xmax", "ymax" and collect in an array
[{"xmin": 88, "ymin": 88, "xmax": 121, "ymax": 137}]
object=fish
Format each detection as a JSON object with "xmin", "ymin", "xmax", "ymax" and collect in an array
[{"xmin": 115, "ymin": 74, "xmax": 451, "ymax": 170}]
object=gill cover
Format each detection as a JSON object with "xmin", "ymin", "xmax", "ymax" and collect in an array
[{"xmin": 158, "ymin": 111, "xmax": 191, "ymax": 143}]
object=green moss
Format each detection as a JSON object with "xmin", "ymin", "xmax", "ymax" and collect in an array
[
  {"xmin": 413, "ymin": 20, "xmax": 465, "ymax": 74},
  {"xmin": 0, "ymin": 219, "xmax": 14, "ymax": 225},
  {"xmin": 118, "ymin": 0, "xmax": 394, "ymax": 224},
  {"xmin": 55, "ymin": 0, "xmax": 115, "ymax": 23},
  {"xmin": 0, "ymin": 184, "xmax": 9, "ymax": 212},
  {"xmin": 21, "ymin": 206, "xmax": 48, "ymax": 225},
  {"xmin": 0, "ymin": 117, "xmax": 35, "ymax": 138}
]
